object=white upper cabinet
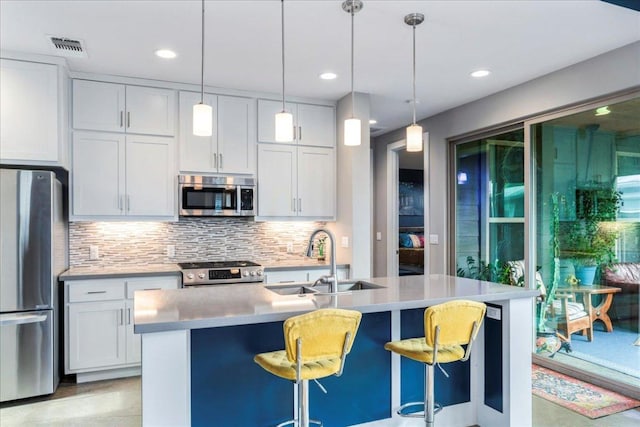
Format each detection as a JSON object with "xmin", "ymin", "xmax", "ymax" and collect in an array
[
  {"xmin": 179, "ymin": 91, "xmax": 255, "ymax": 175},
  {"xmin": 72, "ymin": 131, "xmax": 175, "ymax": 220},
  {"xmin": 257, "ymin": 99, "xmax": 335, "ymax": 147},
  {"xmin": 73, "ymin": 80, "xmax": 176, "ymax": 136},
  {"xmin": 257, "ymin": 144, "xmax": 335, "ymax": 220},
  {"xmin": 0, "ymin": 58, "xmax": 60, "ymax": 164}
]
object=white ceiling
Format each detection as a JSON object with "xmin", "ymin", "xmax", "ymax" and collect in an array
[{"xmin": 1, "ymin": 0, "xmax": 639, "ymax": 136}]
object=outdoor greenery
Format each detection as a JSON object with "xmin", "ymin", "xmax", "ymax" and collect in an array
[{"xmin": 559, "ymin": 188, "xmax": 622, "ymax": 267}]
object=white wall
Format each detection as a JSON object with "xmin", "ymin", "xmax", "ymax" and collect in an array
[
  {"xmin": 332, "ymin": 91, "xmax": 372, "ymax": 278},
  {"xmin": 373, "ymin": 41, "xmax": 640, "ymax": 277}
]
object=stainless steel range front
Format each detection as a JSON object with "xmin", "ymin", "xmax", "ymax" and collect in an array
[{"xmin": 179, "ymin": 261, "xmax": 264, "ymax": 287}]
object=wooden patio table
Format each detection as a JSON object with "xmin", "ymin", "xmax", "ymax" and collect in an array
[{"xmin": 557, "ymin": 284, "xmax": 622, "ymax": 332}]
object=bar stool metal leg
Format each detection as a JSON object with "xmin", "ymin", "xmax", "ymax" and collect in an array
[{"xmin": 425, "ymin": 364, "xmax": 435, "ymax": 427}]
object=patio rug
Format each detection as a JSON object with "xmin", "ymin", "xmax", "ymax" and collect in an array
[{"xmin": 532, "ymin": 364, "xmax": 640, "ymax": 419}]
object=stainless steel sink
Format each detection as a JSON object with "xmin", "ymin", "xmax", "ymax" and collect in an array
[
  {"xmin": 299, "ymin": 280, "xmax": 385, "ymax": 294},
  {"xmin": 264, "ymin": 284, "xmax": 318, "ymax": 296},
  {"xmin": 265, "ymin": 280, "xmax": 385, "ymax": 296}
]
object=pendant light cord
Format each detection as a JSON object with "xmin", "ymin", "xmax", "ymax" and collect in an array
[
  {"xmin": 200, "ymin": 0, "xmax": 205, "ymax": 104},
  {"xmin": 281, "ymin": 0, "xmax": 286, "ymax": 112},
  {"xmin": 350, "ymin": 3, "xmax": 355, "ymax": 118},
  {"xmin": 412, "ymin": 22, "xmax": 416, "ymax": 125}
]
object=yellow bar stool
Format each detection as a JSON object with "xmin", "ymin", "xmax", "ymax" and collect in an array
[
  {"xmin": 384, "ymin": 300, "xmax": 486, "ymax": 426},
  {"xmin": 254, "ymin": 308, "xmax": 362, "ymax": 427}
]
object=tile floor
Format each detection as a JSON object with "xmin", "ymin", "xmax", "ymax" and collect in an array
[{"xmin": 1, "ymin": 375, "xmax": 639, "ymax": 426}]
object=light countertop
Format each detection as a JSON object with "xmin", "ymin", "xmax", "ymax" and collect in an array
[
  {"xmin": 60, "ymin": 264, "xmax": 182, "ymax": 280},
  {"xmin": 60, "ymin": 260, "xmax": 349, "ymax": 281},
  {"xmin": 134, "ymin": 275, "xmax": 539, "ymax": 334}
]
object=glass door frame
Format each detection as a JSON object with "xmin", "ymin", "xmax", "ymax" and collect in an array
[{"xmin": 525, "ymin": 89, "xmax": 640, "ymax": 397}]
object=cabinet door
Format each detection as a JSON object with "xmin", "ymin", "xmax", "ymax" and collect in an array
[
  {"xmin": 72, "ymin": 132, "xmax": 125, "ymax": 217},
  {"xmin": 296, "ymin": 104, "xmax": 335, "ymax": 148},
  {"xmin": 178, "ymin": 91, "xmax": 217, "ymax": 173},
  {"xmin": 72, "ymin": 80, "xmax": 125, "ymax": 132},
  {"xmin": 126, "ymin": 86, "xmax": 176, "ymax": 136},
  {"xmin": 68, "ymin": 301, "xmax": 126, "ymax": 370},
  {"xmin": 297, "ymin": 146, "xmax": 335, "ymax": 218},
  {"xmin": 257, "ymin": 144, "xmax": 296, "ymax": 216},
  {"xmin": 264, "ymin": 270, "xmax": 309, "ymax": 284},
  {"xmin": 124, "ymin": 300, "xmax": 140, "ymax": 364},
  {"xmin": 125, "ymin": 135, "xmax": 176, "ymax": 217},
  {"xmin": 218, "ymin": 95, "xmax": 256, "ymax": 174},
  {"xmin": 257, "ymin": 99, "xmax": 296, "ymax": 143},
  {"xmin": 0, "ymin": 59, "xmax": 59, "ymax": 162}
]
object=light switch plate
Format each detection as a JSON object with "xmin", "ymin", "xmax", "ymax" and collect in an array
[
  {"xmin": 429, "ymin": 234, "xmax": 439, "ymax": 245},
  {"xmin": 376, "ymin": 232, "xmax": 382, "ymax": 241},
  {"xmin": 341, "ymin": 236, "xmax": 349, "ymax": 248}
]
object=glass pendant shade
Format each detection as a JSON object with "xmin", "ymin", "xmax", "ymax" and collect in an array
[
  {"xmin": 275, "ymin": 111, "xmax": 294, "ymax": 142},
  {"xmin": 193, "ymin": 103, "xmax": 213, "ymax": 136},
  {"xmin": 406, "ymin": 124, "xmax": 423, "ymax": 152},
  {"xmin": 344, "ymin": 117, "xmax": 361, "ymax": 146}
]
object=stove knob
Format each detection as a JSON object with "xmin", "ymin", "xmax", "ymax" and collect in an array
[
  {"xmin": 257, "ymin": 270, "xmax": 263, "ymax": 276},
  {"xmin": 198, "ymin": 273, "xmax": 206, "ymax": 280},
  {"xmin": 243, "ymin": 270, "xmax": 249, "ymax": 277},
  {"xmin": 187, "ymin": 273, "xmax": 195, "ymax": 280},
  {"xmin": 250, "ymin": 271, "xmax": 256, "ymax": 276}
]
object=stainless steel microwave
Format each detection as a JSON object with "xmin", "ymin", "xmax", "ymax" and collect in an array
[{"xmin": 178, "ymin": 175, "xmax": 255, "ymax": 217}]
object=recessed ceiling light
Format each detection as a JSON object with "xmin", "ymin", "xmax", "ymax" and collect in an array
[
  {"xmin": 470, "ymin": 69, "xmax": 490, "ymax": 78},
  {"xmin": 595, "ymin": 106, "xmax": 611, "ymax": 116},
  {"xmin": 369, "ymin": 119, "xmax": 377, "ymax": 125},
  {"xmin": 319, "ymin": 72, "xmax": 337, "ymax": 80},
  {"xmin": 155, "ymin": 49, "xmax": 177, "ymax": 59}
]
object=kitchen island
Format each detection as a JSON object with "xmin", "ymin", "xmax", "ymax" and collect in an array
[{"xmin": 134, "ymin": 275, "xmax": 538, "ymax": 427}]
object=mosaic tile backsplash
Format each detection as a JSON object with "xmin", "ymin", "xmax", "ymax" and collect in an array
[{"xmin": 69, "ymin": 218, "xmax": 326, "ymax": 267}]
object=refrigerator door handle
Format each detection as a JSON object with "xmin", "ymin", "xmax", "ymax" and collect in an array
[{"xmin": 0, "ymin": 313, "xmax": 47, "ymax": 326}]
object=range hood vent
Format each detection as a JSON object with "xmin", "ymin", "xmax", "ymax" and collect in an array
[{"xmin": 47, "ymin": 36, "xmax": 87, "ymax": 58}]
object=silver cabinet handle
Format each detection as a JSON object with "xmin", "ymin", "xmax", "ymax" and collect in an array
[
  {"xmin": 120, "ymin": 111, "xmax": 124, "ymax": 128},
  {"xmin": 298, "ymin": 198, "xmax": 302, "ymax": 213},
  {"xmin": 127, "ymin": 112, "xmax": 131, "ymax": 128},
  {"xmin": 143, "ymin": 288, "xmax": 161, "ymax": 291},
  {"xmin": 118, "ymin": 196, "xmax": 123, "ymax": 211},
  {"xmin": 119, "ymin": 309, "xmax": 124, "ymax": 326},
  {"xmin": 127, "ymin": 308, "xmax": 131, "ymax": 325},
  {"xmin": 299, "ymin": 126, "xmax": 302, "ymax": 140},
  {"xmin": 293, "ymin": 126, "xmax": 296, "ymax": 140},
  {"xmin": 292, "ymin": 198, "xmax": 296, "ymax": 212},
  {"xmin": 126, "ymin": 195, "xmax": 131, "ymax": 212},
  {"xmin": 213, "ymin": 153, "xmax": 217, "ymax": 169},
  {"xmin": 219, "ymin": 153, "xmax": 223, "ymax": 170},
  {"xmin": 87, "ymin": 290, "xmax": 107, "ymax": 295}
]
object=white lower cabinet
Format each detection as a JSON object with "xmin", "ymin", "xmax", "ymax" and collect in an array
[{"xmin": 65, "ymin": 275, "xmax": 178, "ymax": 382}]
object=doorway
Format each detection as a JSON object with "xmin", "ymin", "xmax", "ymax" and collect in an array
[{"xmin": 386, "ymin": 134, "xmax": 428, "ymax": 277}]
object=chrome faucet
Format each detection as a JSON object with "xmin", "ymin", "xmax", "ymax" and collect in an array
[{"xmin": 305, "ymin": 228, "xmax": 337, "ymax": 293}]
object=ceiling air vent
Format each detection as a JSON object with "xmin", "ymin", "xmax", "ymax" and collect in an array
[{"xmin": 47, "ymin": 36, "xmax": 87, "ymax": 58}]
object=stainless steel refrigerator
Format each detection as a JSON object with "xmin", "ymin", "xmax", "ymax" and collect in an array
[{"xmin": 0, "ymin": 169, "xmax": 68, "ymax": 402}]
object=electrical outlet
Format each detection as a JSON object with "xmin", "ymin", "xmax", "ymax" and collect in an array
[
  {"xmin": 89, "ymin": 245, "xmax": 99, "ymax": 260},
  {"xmin": 429, "ymin": 234, "xmax": 439, "ymax": 245},
  {"xmin": 341, "ymin": 236, "xmax": 349, "ymax": 248},
  {"xmin": 376, "ymin": 232, "xmax": 382, "ymax": 241},
  {"xmin": 167, "ymin": 245, "xmax": 176, "ymax": 258},
  {"xmin": 286, "ymin": 242, "xmax": 294, "ymax": 253}
]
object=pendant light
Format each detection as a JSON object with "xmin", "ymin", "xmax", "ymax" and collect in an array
[
  {"xmin": 193, "ymin": 0, "xmax": 212, "ymax": 136},
  {"xmin": 405, "ymin": 13, "xmax": 424, "ymax": 152},
  {"xmin": 342, "ymin": 0, "xmax": 363, "ymax": 147},
  {"xmin": 275, "ymin": 0, "xmax": 294, "ymax": 142}
]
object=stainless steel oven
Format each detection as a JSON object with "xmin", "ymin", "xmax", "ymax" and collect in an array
[{"xmin": 179, "ymin": 175, "xmax": 255, "ymax": 217}]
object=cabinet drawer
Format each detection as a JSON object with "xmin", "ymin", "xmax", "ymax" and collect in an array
[
  {"xmin": 68, "ymin": 279, "xmax": 125, "ymax": 302},
  {"xmin": 126, "ymin": 277, "xmax": 178, "ymax": 299}
]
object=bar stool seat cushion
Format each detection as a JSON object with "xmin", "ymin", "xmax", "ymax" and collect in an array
[
  {"xmin": 384, "ymin": 339, "xmax": 465, "ymax": 364},
  {"xmin": 254, "ymin": 350, "xmax": 342, "ymax": 381}
]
